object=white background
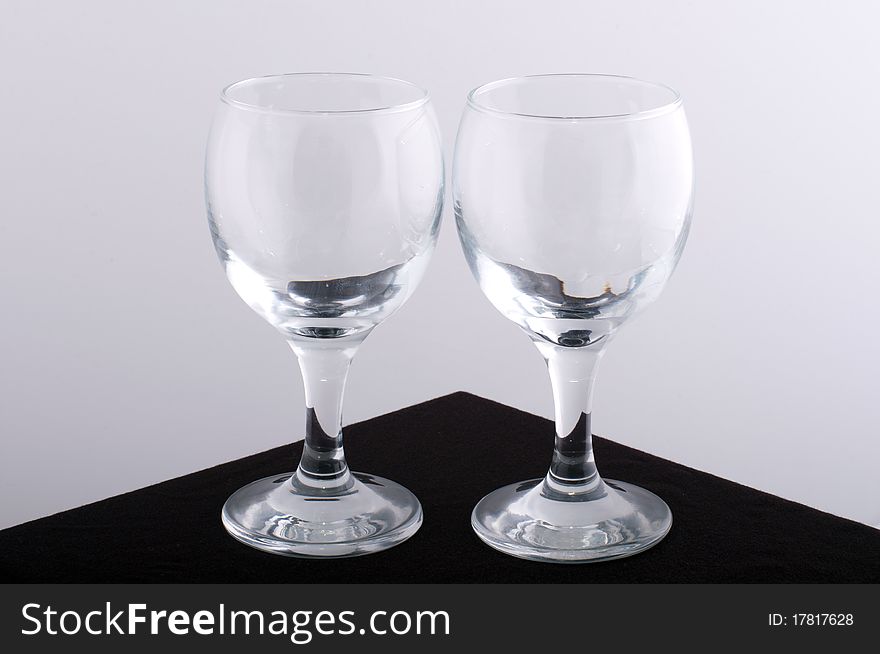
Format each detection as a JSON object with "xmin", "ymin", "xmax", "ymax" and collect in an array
[{"xmin": 2, "ymin": 0, "xmax": 878, "ymax": 530}]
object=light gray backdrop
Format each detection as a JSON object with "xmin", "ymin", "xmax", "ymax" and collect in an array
[{"xmin": 2, "ymin": 0, "xmax": 878, "ymax": 530}]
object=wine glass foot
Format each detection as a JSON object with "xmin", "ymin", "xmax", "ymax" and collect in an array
[
  {"xmin": 471, "ymin": 478, "xmax": 671, "ymax": 563},
  {"xmin": 222, "ymin": 472, "xmax": 422, "ymax": 558}
]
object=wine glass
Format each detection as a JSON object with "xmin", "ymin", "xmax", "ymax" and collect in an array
[
  {"xmin": 205, "ymin": 73, "xmax": 443, "ymax": 557},
  {"xmin": 453, "ymin": 74, "xmax": 693, "ymax": 562}
]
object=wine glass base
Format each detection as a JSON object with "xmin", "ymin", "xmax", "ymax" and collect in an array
[
  {"xmin": 471, "ymin": 478, "xmax": 671, "ymax": 563},
  {"xmin": 222, "ymin": 472, "xmax": 422, "ymax": 558}
]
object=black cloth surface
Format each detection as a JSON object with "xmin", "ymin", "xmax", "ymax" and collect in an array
[{"xmin": 1, "ymin": 392, "xmax": 877, "ymax": 583}]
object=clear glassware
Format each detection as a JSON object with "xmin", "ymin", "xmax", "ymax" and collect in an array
[
  {"xmin": 454, "ymin": 74, "xmax": 693, "ymax": 562},
  {"xmin": 205, "ymin": 73, "xmax": 443, "ymax": 557}
]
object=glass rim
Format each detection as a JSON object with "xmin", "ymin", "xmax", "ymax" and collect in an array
[
  {"xmin": 466, "ymin": 73, "xmax": 683, "ymax": 122},
  {"xmin": 220, "ymin": 72, "xmax": 431, "ymax": 116}
]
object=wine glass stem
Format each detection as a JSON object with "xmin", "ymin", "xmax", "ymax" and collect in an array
[
  {"xmin": 535, "ymin": 341, "xmax": 607, "ymax": 498},
  {"xmin": 288, "ymin": 340, "xmax": 360, "ymax": 493}
]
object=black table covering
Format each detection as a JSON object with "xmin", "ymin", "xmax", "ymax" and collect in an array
[{"xmin": 1, "ymin": 392, "xmax": 877, "ymax": 583}]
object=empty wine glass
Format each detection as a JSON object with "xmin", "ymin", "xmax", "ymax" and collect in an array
[
  {"xmin": 454, "ymin": 74, "xmax": 693, "ymax": 562},
  {"xmin": 206, "ymin": 73, "xmax": 443, "ymax": 557}
]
